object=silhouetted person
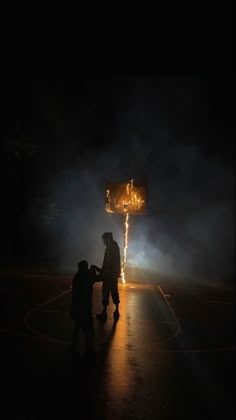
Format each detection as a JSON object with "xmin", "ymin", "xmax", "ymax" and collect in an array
[
  {"xmin": 70, "ymin": 260, "xmax": 101, "ymax": 353},
  {"xmin": 94, "ymin": 232, "xmax": 121, "ymax": 322}
]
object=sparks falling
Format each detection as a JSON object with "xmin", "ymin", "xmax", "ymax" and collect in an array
[
  {"xmin": 105, "ymin": 179, "xmax": 147, "ymax": 284},
  {"xmin": 121, "ymin": 212, "xmax": 129, "ymax": 283},
  {"xmin": 120, "ymin": 179, "xmax": 133, "ymax": 283}
]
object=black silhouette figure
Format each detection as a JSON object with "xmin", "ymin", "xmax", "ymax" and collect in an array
[
  {"xmin": 94, "ymin": 232, "xmax": 121, "ymax": 322},
  {"xmin": 70, "ymin": 260, "xmax": 101, "ymax": 353}
]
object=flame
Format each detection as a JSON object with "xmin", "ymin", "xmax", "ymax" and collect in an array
[
  {"xmin": 106, "ymin": 189, "xmax": 114, "ymax": 212},
  {"xmin": 121, "ymin": 180, "xmax": 134, "ymax": 282},
  {"xmin": 122, "ymin": 178, "xmax": 144, "ymax": 213},
  {"xmin": 106, "ymin": 179, "xmax": 145, "ymax": 214},
  {"xmin": 106, "ymin": 179, "xmax": 145, "ymax": 283},
  {"xmin": 121, "ymin": 212, "xmax": 129, "ymax": 284}
]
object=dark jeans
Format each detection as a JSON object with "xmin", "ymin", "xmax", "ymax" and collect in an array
[
  {"xmin": 102, "ymin": 277, "xmax": 120, "ymax": 306},
  {"xmin": 72, "ymin": 316, "xmax": 94, "ymax": 349}
]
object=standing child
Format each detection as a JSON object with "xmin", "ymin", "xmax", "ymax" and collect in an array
[{"xmin": 70, "ymin": 260, "xmax": 101, "ymax": 353}]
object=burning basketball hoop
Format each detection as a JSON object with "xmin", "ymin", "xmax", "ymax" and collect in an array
[{"xmin": 105, "ymin": 180, "xmax": 147, "ymax": 283}]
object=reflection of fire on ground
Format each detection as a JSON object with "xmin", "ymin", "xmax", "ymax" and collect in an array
[{"xmin": 105, "ymin": 285, "xmax": 132, "ymax": 401}]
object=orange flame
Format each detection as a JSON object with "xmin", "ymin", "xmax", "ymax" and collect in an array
[
  {"xmin": 106, "ymin": 179, "xmax": 145, "ymax": 283},
  {"xmin": 105, "ymin": 179, "xmax": 145, "ymax": 214}
]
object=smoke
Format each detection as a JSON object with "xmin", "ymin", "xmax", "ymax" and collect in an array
[
  {"xmin": 41, "ymin": 137, "xmax": 234, "ymax": 286},
  {"xmin": 23, "ymin": 76, "xmax": 234, "ymax": 286}
]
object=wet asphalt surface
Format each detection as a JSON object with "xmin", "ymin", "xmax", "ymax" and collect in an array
[{"xmin": 0, "ymin": 273, "xmax": 235, "ymax": 419}]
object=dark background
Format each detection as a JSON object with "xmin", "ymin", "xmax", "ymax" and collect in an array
[{"xmin": 0, "ymin": 71, "xmax": 234, "ymax": 285}]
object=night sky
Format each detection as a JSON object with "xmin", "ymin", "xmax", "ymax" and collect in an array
[{"xmin": 0, "ymin": 72, "xmax": 234, "ymax": 285}]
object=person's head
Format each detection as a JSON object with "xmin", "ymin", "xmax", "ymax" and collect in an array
[
  {"xmin": 78, "ymin": 260, "xmax": 88, "ymax": 272},
  {"xmin": 102, "ymin": 232, "xmax": 113, "ymax": 246}
]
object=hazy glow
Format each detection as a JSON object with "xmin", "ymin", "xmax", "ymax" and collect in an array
[{"xmin": 40, "ymin": 135, "xmax": 234, "ymax": 286}]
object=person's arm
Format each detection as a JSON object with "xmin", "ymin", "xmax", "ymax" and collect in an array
[
  {"xmin": 90, "ymin": 264, "xmax": 102, "ymax": 274},
  {"xmin": 90, "ymin": 266, "xmax": 103, "ymax": 283}
]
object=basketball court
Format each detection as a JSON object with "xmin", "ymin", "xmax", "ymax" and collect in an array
[{"xmin": 0, "ymin": 272, "xmax": 235, "ymax": 419}]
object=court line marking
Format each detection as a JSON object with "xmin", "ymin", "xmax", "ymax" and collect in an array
[
  {"xmin": 157, "ymin": 285, "xmax": 182, "ymax": 342},
  {"xmin": 136, "ymin": 344, "xmax": 236, "ymax": 353},
  {"xmin": 0, "ymin": 327, "xmax": 29, "ymax": 337},
  {"xmin": 22, "ymin": 274, "xmax": 70, "ymax": 278},
  {"xmin": 156, "ymin": 286, "xmax": 235, "ymax": 353},
  {"xmin": 123, "ymin": 319, "xmax": 177, "ymax": 325},
  {"xmin": 1, "ymin": 326, "xmax": 234, "ymax": 353},
  {"xmin": 24, "ymin": 285, "xmax": 179, "ymax": 345},
  {"xmin": 24, "ymin": 289, "xmax": 72, "ymax": 345},
  {"xmin": 23, "ymin": 284, "xmax": 235, "ymax": 353}
]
